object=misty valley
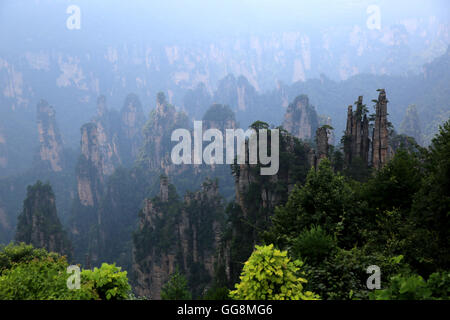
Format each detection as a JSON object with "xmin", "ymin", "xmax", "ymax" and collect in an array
[{"xmin": 0, "ymin": 0, "xmax": 449, "ymax": 303}]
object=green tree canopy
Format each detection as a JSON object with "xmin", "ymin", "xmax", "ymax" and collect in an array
[
  {"xmin": 264, "ymin": 159, "xmax": 357, "ymax": 248},
  {"xmin": 160, "ymin": 268, "xmax": 192, "ymax": 300},
  {"xmin": 229, "ymin": 244, "xmax": 319, "ymax": 300},
  {"xmin": 0, "ymin": 243, "xmax": 131, "ymax": 300}
]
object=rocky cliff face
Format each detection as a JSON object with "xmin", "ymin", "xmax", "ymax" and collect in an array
[
  {"xmin": 201, "ymin": 103, "xmax": 237, "ymax": 174},
  {"xmin": 15, "ymin": 181, "xmax": 71, "ymax": 258},
  {"xmin": 72, "ymin": 94, "xmax": 146, "ymax": 265},
  {"xmin": 282, "ymin": 95, "xmax": 319, "ymax": 142},
  {"xmin": 133, "ymin": 177, "xmax": 224, "ymax": 299},
  {"xmin": 36, "ymin": 100, "xmax": 65, "ymax": 172},
  {"xmin": 75, "ymin": 96, "xmax": 120, "ymax": 208},
  {"xmin": 75, "ymin": 94, "xmax": 147, "ymax": 207},
  {"xmin": 343, "ymin": 96, "xmax": 370, "ymax": 167},
  {"xmin": 214, "ymin": 75, "xmax": 258, "ymax": 113},
  {"xmin": 77, "ymin": 122, "xmax": 106, "ymax": 208},
  {"xmin": 87, "ymin": 96, "xmax": 122, "ymax": 176},
  {"xmin": 121, "ymin": 93, "xmax": 146, "ymax": 165},
  {"xmin": 184, "ymin": 74, "xmax": 287, "ymax": 128},
  {"xmin": 0, "ymin": 104, "xmax": 77, "ymax": 246},
  {"xmin": 318, "ymin": 115, "xmax": 335, "ymax": 146},
  {"xmin": 343, "ymin": 90, "xmax": 391, "ymax": 170},
  {"xmin": 138, "ymin": 99, "xmax": 236, "ymax": 200},
  {"xmin": 315, "ymin": 126, "xmax": 329, "ymax": 166},
  {"xmin": 218, "ymin": 128, "xmax": 314, "ymax": 285},
  {"xmin": 372, "ymin": 89, "xmax": 389, "ymax": 170},
  {"xmin": 211, "ymin": 74, "xmax": 273, "ymax": 128},
  {"xmin": 234, "ymin": 129, "xmax": 315, "ymax": 215},
  {"xmin": 139, "ymin": 92, "xmax": 189, "ymax": 173}
]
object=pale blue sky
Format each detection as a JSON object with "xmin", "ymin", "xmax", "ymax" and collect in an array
[{"xmin": 0, "ymin": 0, "xmax": 448, "ymax": 53}]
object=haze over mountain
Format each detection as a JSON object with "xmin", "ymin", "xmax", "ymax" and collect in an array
[
  {"xmin": 1, "ymin": 1, "xmax": 448, "ymax": 173},
  {"xmin": 0, "ymin": 1, "xmax": 449, "ymax": 301}
]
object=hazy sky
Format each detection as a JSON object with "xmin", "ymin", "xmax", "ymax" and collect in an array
[{"xmin": 1, "ymin": 0, "xmax": 449, "ymax": 49}]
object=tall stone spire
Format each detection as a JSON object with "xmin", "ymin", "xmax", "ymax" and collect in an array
[
  {"xmin": 15, "ymin": 181, "xmax": 72, "ymax": 258},
  {"xmin": 36, "ymin": 100, "xmax": 65, "ymax": 172},
  {"xmin": 361, "ymin": 113, "xmax": 370, "ymax": 164},
  {"xmin": 159, "ymin": 175, "xmax": 169, "ymax": 202},
  {"xmin": 354, "ymin": 96, "xmax": 363, "ymax": 161},
  {"xmin": 315, "ymin": 126, "xmax": 329, "ymax": 167},
  {"xmin": 282, "ymin": 95, "xmax": 319, "ymax": 141},
  {"xmin": 343, "ymin": 96, "xmax": 370, "ymax": 168},
  {"xmin": 344, "ymin": 105, "xmax": 353, "ymax": 165},
  {"xmin": 372, "ymin": 89, "xmax": 389, "ymax": 170}
]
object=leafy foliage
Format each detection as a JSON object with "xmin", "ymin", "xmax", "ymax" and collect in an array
[
  {"xmin": 0, "ymin": 242, "xmax": 58, "ymax": 275},
  {"xmin": 0, "ymin": 243, "xmax": 130, "ymax": 300},
  {"xmin": 203, "ymin": 285, "xmax": 230, "ymax": 300},
  {"xmin": 370, "ymin": 272, "xmax": 450, "ymax": 300},
  {"xmin": 258, "ymin": 121, "xmax": 450, "ymax": 299},
  {"xmin": 264, "ymin": 159, "xmax": 358, "ymax": 249},
  {"xmin": 15, "ymin": 181, "xmax": 72, "ymax": 259},
  {"xmin": 229, "ymin": 244, "xmax": 319, "ymax": 300},
  {"xmin": 302, "ymin": 247, "xmax": 406, "ymax": 300},
  {"xmin": 409, "ymin": 120, "xmax": 450, "ymax": 273},
  {"xmin": 0, "ymin": 255, "xmax": 97, "ymax": 300},
  {"xmin": 81, "ymin": 263, "xmax": 131, "ymax": 300},
  {"xmin": 161, "ymin": 269, "xmax": 192, "ymax": 300},
  {"xmin": 291, "ymin": 226, "xmax": 337, "ymax": 265}
]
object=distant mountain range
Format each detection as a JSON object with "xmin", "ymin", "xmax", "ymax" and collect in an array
[{"xmin": 0, "ymin": 12, "xmax": 449, "ymax": 176}]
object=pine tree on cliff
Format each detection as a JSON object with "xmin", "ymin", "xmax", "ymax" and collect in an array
[{"xmin": 15, "ymin": 181, "xmax": 72, "ymax": 259}]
